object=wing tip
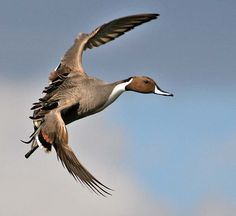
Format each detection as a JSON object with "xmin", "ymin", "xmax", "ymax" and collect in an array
[
  {"xmin": 147, "ymin": 13, "xmax": 160, "ymax": 17},
  {"xmin": 55, "ymin": 144, "xmax": 113, "ymax": 196},
  {"xmin": 133, "ymin": 13, "xmax": 160, "ymax": 18},
  {"xmin": 75, "ymin": 173, "xmax": 114, "ymax": 197},
  {"xmin": 141, "ymin": 13, "xmax": 160, "ymax": 21}
]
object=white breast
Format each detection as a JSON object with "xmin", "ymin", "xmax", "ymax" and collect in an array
[{"xmin": 100, "ymin": 78, "xmax": 133, "ymax": 110}]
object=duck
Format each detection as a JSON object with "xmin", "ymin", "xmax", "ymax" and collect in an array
[{"xmin": 23, "ymin": 13, "xmax": 173, "ymax": 196}]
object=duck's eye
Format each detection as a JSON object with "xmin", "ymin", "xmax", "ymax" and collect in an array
[{"xmin": 143, "ymin": 80, "xmax": 149, "ymax": 84}]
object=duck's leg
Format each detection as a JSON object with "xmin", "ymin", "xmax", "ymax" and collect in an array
[{"xmin": 25, "ymin": 145, "xmax": 39, "ymax": 158}]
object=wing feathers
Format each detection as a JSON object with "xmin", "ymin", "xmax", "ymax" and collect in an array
[
  {"xmin": 42, "ymin": 111, "xmax": 112, "ymax": 196},
  {"xmin": 55, "ymin": 144, "xmax": 112, "ymax": 196},
  {"xmin": 84, "ymin": 13, "xmax": 159, "ymax": 50},
  {"xmin": 58, "ymin": 13, "xmax": 158, "ymax": 75}
]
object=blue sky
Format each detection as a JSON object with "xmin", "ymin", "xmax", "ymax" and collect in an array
[{"xmin": 1, "ymin": 0, "xmax": 236, "ymax": 215}]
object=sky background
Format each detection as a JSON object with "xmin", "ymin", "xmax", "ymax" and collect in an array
[{"xmin": 0, "ymin": 0, "xmax": 236, "ymax": 215}]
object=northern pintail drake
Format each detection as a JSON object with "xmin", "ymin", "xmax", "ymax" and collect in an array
[{"xmin": 23, "ymin": 13, "xmax": 173, "ymax": 196}]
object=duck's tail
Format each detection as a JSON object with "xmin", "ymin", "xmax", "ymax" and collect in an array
[
  {"xmin": 21, "ymin": 126, "xmax": 41, "ymax": 158},
  {"xmin": 24, "ymin": 145, "xmax": 39, "ymax": 158}
]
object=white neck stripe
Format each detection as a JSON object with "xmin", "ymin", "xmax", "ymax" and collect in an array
[{"xmin": 102, "ymin": 78, "xmax": 133, "ymax": 109}]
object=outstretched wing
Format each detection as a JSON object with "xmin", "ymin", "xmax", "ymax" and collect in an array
[
  {"xmin": 39, "ymin": 110, "xmax": 112, "ymax": 196},
  {"xmin": 59, "ymin": 13, "xmax": 159, "ymax": 77},
  {"xmin": 84, "ymin": 13, "xmax": 159, "ymax": 50}
]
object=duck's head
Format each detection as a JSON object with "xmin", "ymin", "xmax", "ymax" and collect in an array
[{"xmin": 125, "ymin": 76, "xmax": 173, "ymax": 96}]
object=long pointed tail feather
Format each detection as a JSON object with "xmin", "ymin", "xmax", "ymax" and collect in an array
[{"xmin": 25, "ymin": 145, "xmax": 39, "ymax": 158}]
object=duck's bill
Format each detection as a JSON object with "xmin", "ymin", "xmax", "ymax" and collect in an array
[{"xmin": 154, "ymin": 86, "xmax": 173, "ymax": 96}]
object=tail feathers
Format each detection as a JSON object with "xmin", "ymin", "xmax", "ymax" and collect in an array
[
  {"xmin": 24, "ymin": 111, "xmax": 112, "ymax": 196},
  {"xmin": 22, "ymin": 126, "xmax": 40, "ymax": 158},
  {"xmin": 23, "ymin": 137, "xmax": 39, "ymax": 158},
  {"xmin": 23, "ymin": 123, "xmax": 53, "ymax": 158},
  {"xmin": 25, "ymin": 144, "xmax": 39, "ymax": 158}
]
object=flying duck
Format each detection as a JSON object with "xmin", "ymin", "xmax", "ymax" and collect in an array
[{"xmin": 23, "ymin": 13, "xmax": 173, "ymax": 196}]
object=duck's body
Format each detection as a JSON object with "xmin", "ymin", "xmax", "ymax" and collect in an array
[
  {"xmin": 36, "ymin": 76, "xmax": 112, "ymax": 124},
  {"xmin": 32, "ymin": 75, "xmax": 132, "ymax": 125},
  {"xmin": 23, "ymin": 13, "xmax": 173, "ymax": 196}
]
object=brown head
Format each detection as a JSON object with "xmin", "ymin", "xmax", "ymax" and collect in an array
[{"xmin": 125, "ymin": 76, "xmax": 173, "ymax": 96}]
